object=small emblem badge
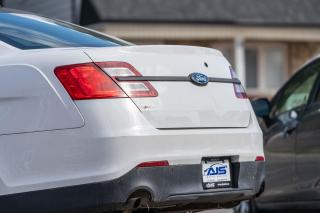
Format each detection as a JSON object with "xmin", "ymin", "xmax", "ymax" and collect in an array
[{"xmin": 189, "ymin": 72, "xmax": 209, "ymax": 86}]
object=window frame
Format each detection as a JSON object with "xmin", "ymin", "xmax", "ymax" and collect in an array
[
  {"xmin": 211, "ymin": 42, "xmax": 288, "ymax": 95},
  {"xmin": 245, "ymin": 42, "xmax": 288, "ymax": 93},
  {"xmin": 269, "ymin": 58, "xmax": 320, "ymax": 119},
  {"xmin": 307, "ymin": 64, "xmax": 320, "ymax": 106}
]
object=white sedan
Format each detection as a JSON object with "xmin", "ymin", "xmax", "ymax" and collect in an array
[{"xmin": 0, "ymin": 8, "xmax": 265, "ymax": 213}]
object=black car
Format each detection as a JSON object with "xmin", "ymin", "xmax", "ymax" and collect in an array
[{"xmin": 238, "ymin": 57, "xmax": 320, "ymax": 212}]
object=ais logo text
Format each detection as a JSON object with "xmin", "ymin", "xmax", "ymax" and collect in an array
[{"xmin": 205, "ymin": 165, "xmax": 227, "ymax": 176}]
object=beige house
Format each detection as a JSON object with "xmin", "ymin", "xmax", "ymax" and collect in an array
[
  {"xmin": 4, "ymin": 0, "xmax": 320, "ymax": 97},
  {"xmin": 91, "ymin": 23, "xmax": 320, "ymax": 97}
]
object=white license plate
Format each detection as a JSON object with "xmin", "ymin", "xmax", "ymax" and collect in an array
[{"xmin": 202, "ymin": 158, "xmax": 232, "ymax": 189}]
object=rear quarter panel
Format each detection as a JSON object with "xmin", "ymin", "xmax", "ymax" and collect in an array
[{"xmin": 0, "ymin": 49, "xmax": 92, "ymax": 134}]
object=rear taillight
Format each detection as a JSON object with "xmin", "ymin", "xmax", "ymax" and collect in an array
[
  {"xmin": 54, "ymin": 63, "xmax": 127, "ymax": 100},
  {"xmin": 54, "ymin": 62, "xmax": 158, "ymax": 100},
  {"xmin": 255, "ymin": 156, "xmax": 265, "ymax": 162},
  {"xmin": 137, "ymin": 160, "xmax": 169, "ymax": 168},
  {"xmin": 96, "ymin": 62, "xmax": 158, "ymax": 98},
  {"xmin": 230, "ymin": 66, "xmax": 247, "ymax": 99}
]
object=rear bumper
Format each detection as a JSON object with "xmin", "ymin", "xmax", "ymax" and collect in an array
[{"xmin": 0, "ymin": 161, "xmax": 265, "ymax": 213}]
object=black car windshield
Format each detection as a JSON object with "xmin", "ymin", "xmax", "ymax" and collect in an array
[{"xmin": 0, "ymin": 13, "xmax": 127, "ymax": 49}]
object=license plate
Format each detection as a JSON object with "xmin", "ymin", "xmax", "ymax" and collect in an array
[{"xmin": 202, "ymin": 158, "xmax": 232, "ymax": 189}]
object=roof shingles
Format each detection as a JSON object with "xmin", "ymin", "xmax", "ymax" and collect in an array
[{"xmin": 88, "ymin": 0, "xmax": 320, "ymax": 26}]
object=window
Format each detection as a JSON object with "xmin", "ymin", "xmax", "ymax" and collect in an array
[
  {"xmin": 271, "ymin": 65, "xmax": 319, "ymax": 117},
  {"xmin": 0, "ymin": 13, "xmax": 128, "ymax": 49},
  {"xmin": 213, "ymin": 42, "xmax": 287, "ymax": 94},
  {"xmin": 245, "ymin": 48, "xmax": 258, "ymax": 88},
  {"xmin": 246, "ymin": 44, "xmax": 287, "ymax": 92},
  {"xmin": 264, "ymin": 47, "xmax": 285, "ymax": 89}
]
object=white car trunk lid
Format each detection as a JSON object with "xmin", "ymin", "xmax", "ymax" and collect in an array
[{"xmin": 85, "ymin": 45, "xmax": 251, "ymax": 128}]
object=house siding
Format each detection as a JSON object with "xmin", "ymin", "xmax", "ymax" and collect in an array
[{"xmin": 288, "ymin": 42, "xmax": 320, "ymax": 73}]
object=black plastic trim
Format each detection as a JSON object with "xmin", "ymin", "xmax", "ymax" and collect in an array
[
  {"xmin": 116, "ymin": 76, "xmax": 241, "ymax": 84},
  {"xmin": 0, "ymin": 162, "xmax": 264, "ymax": 213}
]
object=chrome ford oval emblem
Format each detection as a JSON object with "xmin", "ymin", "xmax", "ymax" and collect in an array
[{"xmin": 189, "ymin": 72, "xmax": 209, "ymax": 86}]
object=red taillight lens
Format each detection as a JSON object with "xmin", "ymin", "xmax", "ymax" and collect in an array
[
  {"xmin": 54, "ymin": 63, "xmax": 127, "ymax": 100},
  {"xmin": 230, "ymin": 66, "xmax": 247, "ymax": 99},
  {"xmin": 137, "ymin": 160, "xmax": 169, "ymax": 168},
  {"xmin": 255, "ymin": 156, "xmax": 265, "ymax": 162},
  {"xmin": 96, "ymin": 62, "xmax": 158, "ymax": 98}
]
